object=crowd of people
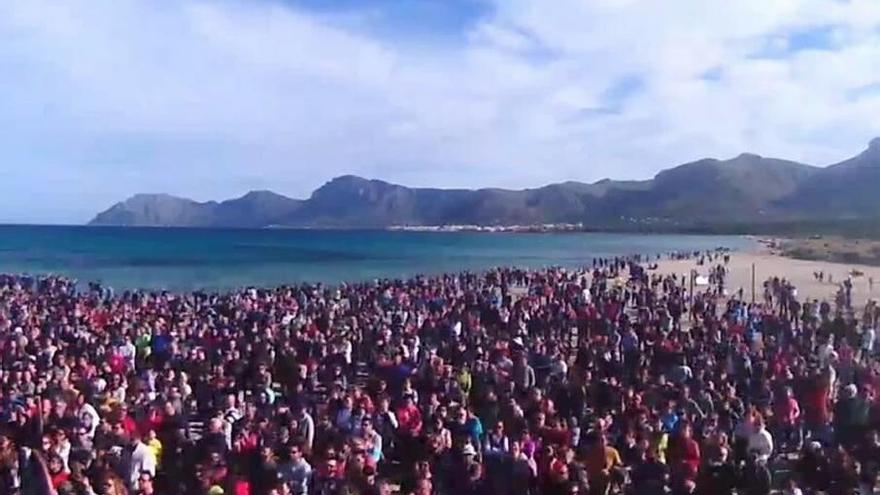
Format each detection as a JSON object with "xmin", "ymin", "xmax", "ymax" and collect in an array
[{"xmin": 0, "ymin": 249, "xmax": 878, "ymax": 495}]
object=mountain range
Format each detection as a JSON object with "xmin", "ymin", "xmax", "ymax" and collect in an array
[{"xmin": 89, "ymin": 139, "xmax": 880, "ymax": 231}]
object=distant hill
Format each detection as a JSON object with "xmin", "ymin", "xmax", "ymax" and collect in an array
[
  {"xmin": 89, "ymin": 139, "xmax": 880, "ymax": 232},
  {"xmin": 774, "ymin": 138, "xmax": 880, "ymax": 218},
  {"xmin": 90, "ymin": 190, "xmax": 301, "ymax": 227},
  {"xmin": 595, "ymin": 153, "xmax": 818, "ymax": 225}
]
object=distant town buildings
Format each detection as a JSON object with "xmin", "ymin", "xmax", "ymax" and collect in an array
[{"xmin": 388, "ymin": 223, "xmax": 585, "ymax": 233}]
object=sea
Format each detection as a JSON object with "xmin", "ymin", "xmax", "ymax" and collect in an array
[{"xmin": 0, "ymin": 225, "xmax": 753, "ymax": 291}]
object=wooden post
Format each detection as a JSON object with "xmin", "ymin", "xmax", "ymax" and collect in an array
[
  {"xmin": 751, "ymin": 263, "xmax": 756, "ymax": 304},
  {"xmin": 689, "ymin": 269, "xmax": 695, "ymax": 321}
]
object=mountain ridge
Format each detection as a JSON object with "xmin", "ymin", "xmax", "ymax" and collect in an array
[{"xmin": 89, "ymin": 140, "xmax": 879, "ymax": 230}]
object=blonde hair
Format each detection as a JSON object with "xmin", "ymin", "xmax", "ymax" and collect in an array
[{"xmin": 102, "ymin": 474, "xmax": 129, "ymax": 495}]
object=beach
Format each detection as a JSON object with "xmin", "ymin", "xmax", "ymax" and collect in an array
[{"xmin": 654, "ymin": 241, "xmax": 880, "ymax": 308}]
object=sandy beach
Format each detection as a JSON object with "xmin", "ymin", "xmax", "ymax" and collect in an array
[{"xmin": 653, "ymin": 243, "xmax": 880, "ymax": 309}]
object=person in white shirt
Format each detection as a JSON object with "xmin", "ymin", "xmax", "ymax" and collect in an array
[
  {"xmin": 747, "ymin": 417, "xmax": 774, "ymax": 463},
  {"xmin": 118, "ymin": 340, "xmax": 137, "ymax": 371},
  {"xmin": 77, "ymin": 397, "xmax": 101, "ymax": 438},
  {"xmin": 818, "ymin": 336, "xmax": 835, "ymax": 367},
  {"xmin": 861, "ymin": 325, "xmax": 876, "ymax": 362},
  {"xmin": 127, "ymin": 433, "xmax": 157, "ymax": 489},
  {"xmin": 223, "ymin": 394, "xmax": 243, "ymax": 449},
  {"xmin": 293, "ymin": 403, "xmax": 315, "ymax": 453}
]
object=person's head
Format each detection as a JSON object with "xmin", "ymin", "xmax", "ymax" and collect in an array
[
  {"xmin": 680, "ymin": 423, "xmax": 693, "ymax": 439},
  {"xmin": 53, "ymin": 398, "xmax": 67, "ymax": 416},
  {"xmin": 754, "ymin": 415, "xmax": 765, "ymax": 431},
  {"xmin": 534, "ymin": 411, "xmax": 546, "ymax": 427},
  {"xmin": 101, "ymin": 475, "xmax": 127, "ymax": 495},
  {"xmin": 415, "ymin": 459, "xmax": 432, "ymax": 477},
  {"xmin": 41, "ymin": 434, "xmax": 53, "ymax": 452},
  {"xmin": 47, "ymin": 454, "xmax": 64, "ymax": 474},
  {"xmin": 208, "ymin": 417, "xmax": 223, "ymax": 433},
  {"xmin": 137, "ymin": 471, "xmax": 154, "ymax": 494},
  {"xmin": 260, "ymin": 443, "xmax": 275, "ymax": 460},
  {"xmin": 510, "ymin": 440, "xmax": 522, "ymax": 457},
  {"xmin": 377, "ymin": 479, "xmax": 393, "ymax": 495},
  {"xmin": 0, "ymin": 432, "xmax": 11, "ymax": 450},
  {"xmin": 288, "ymin": 444, "xmax": 302, "ymax": 462}
]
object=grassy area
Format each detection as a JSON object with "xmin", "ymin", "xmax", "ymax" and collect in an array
[{"xmin": 778, "ymin": 237, "xmax": 880, "ymax": 266}]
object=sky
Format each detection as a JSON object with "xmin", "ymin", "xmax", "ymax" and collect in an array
[{"xmin": 2, "ymin": 0, "xmax": 880, "ymax": 224}]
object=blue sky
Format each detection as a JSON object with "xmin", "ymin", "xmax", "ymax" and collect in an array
[{"xmin": 1, "ymin": 0, "xmax": 880, "ymax": 224}]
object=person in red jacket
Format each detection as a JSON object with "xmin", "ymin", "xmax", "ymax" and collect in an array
[
  {"xmin": 668, "ymin": 422, "xmax": 700, "ymax": 488},
  {"xmin": 396, "ymin": 396, "xmax": 422, "ymax": 437},
  {"xmin": 803, "ymin": 371, "xmax": 831, "ymax": 441},
  {"xmin": 396, "ymin": 395, "xmax": 422, "ymax": 465},
  {"xmin": 773, "ymin": 387, "xmax": 802, "ymax": 451}
]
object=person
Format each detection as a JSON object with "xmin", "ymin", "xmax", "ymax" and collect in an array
[
  {"xmin": 506, "ymin": 440, "xmax": 537, "ymax": 495},
  {"xmin": 134, "ymin": 471, "xmax": 155, "ymax": 495},
  {"xmin": 100, "ymin": 474, "xmax": 130, "ymax": 495},
  {"xmin": 46, "ymin": 453, "xmax": 68, "ymax": 490},
  {"xmin": 860, "ymin": 324, "xmax": 875, "ymax": 362},
  {"xmin": 782, "ymin": 479, "xmax": 803, "ymax": 495},
  {"xmin": 668, "ymin": 423, "xmax": 700, "ymax": 486},
  {"xmin": 277, "ymin": 443, "xmax": 311, "ymax": 495},
  {"xmin": 584, "ymin": 434, "xmax": 622, "ymax": 495},
  {"xmin": 773, "ymin": 387, "xmax": 801, "ymax": 451},
  {"xmin": 697, "ymin": 446, "xmax": 736, "ymax": 495},
  {"xmin": 747, "ymin": 417, "xmax": 774, "ymax": 463},
  {"xmin": 742, "ymin": 455, "xmax": 772, "ymax": 495},
  {"xmin": 798, "ymin": 442, "xmax": 830, "ymax": 493},
  {"xmin": 124, "ymin": 433, "xmax": 156, "ymax": 490},
  {"xmin": 630, "ymin": 448, "xmax": 668, "ymax": 495},
  {"xmin": 395, "ymin": 395, "xmax": 422, "ymax": 462}
]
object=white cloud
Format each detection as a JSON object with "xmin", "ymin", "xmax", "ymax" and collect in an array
[{"xmin": 0, "ymin": 0, "xmax": 879, "ymax": 223}]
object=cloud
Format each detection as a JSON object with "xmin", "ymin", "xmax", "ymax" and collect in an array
[{"xmin": 0, "ymin": 0, "xmax": 879, "ymax": 223}]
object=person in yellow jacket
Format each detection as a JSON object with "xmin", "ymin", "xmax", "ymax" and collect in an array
[
  {"xmin": 456, "ymin": 366, "xmax": 472, "ymax": 396},
  {"xmin": 145, "ymin": 429, "xmax": 163, "ymax": 468}
]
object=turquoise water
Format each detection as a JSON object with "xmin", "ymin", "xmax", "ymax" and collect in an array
[{"xmin": 0, "ymin": 226, "xmax": 752, "ymax": 291}]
